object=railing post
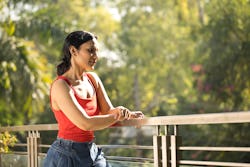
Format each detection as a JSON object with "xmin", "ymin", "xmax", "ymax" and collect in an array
[
  {"xmin": 170, "ymin": 125, "xmax": 181, "ymax": 167},
  {"xmin": 27, "ymin": 131, "xmax": 40, "ymax": 167},
  {"xmin": 27, "ymin": 131, "xmax": 31, "ymax": 167},
  {"xmin": 162, "ymin": 125, "xmax": 171, "ymax": 167},
  {"xmin": 153, "ymin": 125, "xmax": 162, "ymax": 167}
]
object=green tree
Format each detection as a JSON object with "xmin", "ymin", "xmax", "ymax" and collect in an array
[
  {"xmin": 0, "ymin": 0, "xmax": 119, "ymax": 125},
  {"xmin": 109, "ymin": 0, "xmax": 201, "ymax": 117},
  {"xmin": 201, "ymin": 0, "xmax": 250, "ymax": 111},
  {"xmin": 0, "ymin": 0, "xmax": 52, "ymax": 125},
  {"xmin": 192, "ymin": 0, "xmax": 250, "ymax": 162}
]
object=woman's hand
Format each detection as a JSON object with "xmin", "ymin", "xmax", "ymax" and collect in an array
[
  {"xmin": 130, "ymin": 111, "xmax": 144, "ymax": 119},
  {"xmin": 116, "ymin": 106, "xmax": 131, "ymax": 121},
  {"xmin": 115, "ymin": 107, "xmax": 145, "ymax": 120},
  {"xmin": 109, "ymin": 106, "xmax": 144, "ymax": 121},
  {"xmin": 109, "ymin": 106, "xmax": 129, "ymax": 121}
]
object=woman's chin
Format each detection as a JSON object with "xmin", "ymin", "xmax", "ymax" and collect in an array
[{"xmin": 86, "ymin": 65, "xmax": 95, "ymax": 71}]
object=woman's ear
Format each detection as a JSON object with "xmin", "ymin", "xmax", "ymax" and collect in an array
[{"xmin": 69, "ymin": 46, "xmax": 77, "ymax": 56}]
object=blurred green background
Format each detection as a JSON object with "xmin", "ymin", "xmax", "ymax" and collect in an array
[{"xmin": 0, "ymin": 0, "xmax": 249, "ymax": 163}]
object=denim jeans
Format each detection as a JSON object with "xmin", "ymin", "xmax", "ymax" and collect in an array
[{"xmin": 43, "ymin": 138, "xmax": 111, "ymax": 167}]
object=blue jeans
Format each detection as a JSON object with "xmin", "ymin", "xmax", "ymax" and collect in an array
[{"xmin": 43, "ymin": 138, "xmax": 111, "ymax": 167}]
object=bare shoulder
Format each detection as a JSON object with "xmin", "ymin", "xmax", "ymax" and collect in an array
[
  {"xmin": 51, "ymin": 79, "xmax": 70, "ymax": 94},
  {"xmin": 50, "ymin": 79, "xmax": 71, "ymax": 110}
]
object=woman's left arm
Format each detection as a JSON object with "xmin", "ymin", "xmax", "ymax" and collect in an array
[
  {"xmin": 87, "ymin": 72, "xmax": 144, "ymax": 119},
  {"xmin": 87, "ymin": 72, "xmax": 115, "ymax": 114}
]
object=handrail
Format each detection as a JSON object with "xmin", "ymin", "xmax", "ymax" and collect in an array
[
  {"xmin": 0, "ymin": 111, "xmax": 249, "ymax": 132},
  {"xmin": 179, "ymin": 146, "xmax": 250, "ymax": 152},
  {"xmin": 118, "ymin": 111, "xmax": 250, "ymax": 126},
  {"xmin": 0, "ymin": 124, "xmax": 58, "ymax": 132}
]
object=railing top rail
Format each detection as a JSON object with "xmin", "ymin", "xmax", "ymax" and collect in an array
[
  {"xmin": 0, "ymin": 111, "xmax": 249, "ymax": 132},
  {"xmin": 0, "ymin": 123, "xmax": 58, "ymax": 132},
  {"xmin": 119, "ymin": 111, "xmax": 250, "ymax": 127}
]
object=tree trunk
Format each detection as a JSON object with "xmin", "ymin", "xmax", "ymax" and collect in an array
[
  {"xmin": 197, "ymin": 0, "xmax": 204, "ymax": 25},
  {"xmin": 133, "ymin": 73, "xmax": 140, "ymax": 110}
]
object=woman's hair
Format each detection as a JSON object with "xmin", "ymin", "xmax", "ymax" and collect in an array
[{"xmin": 57, "ymin": 31, "xmax": 97, "ymax": 75}]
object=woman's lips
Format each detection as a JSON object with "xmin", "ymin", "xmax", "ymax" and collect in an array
[{"xmin": 89, "ymin": 60, "xmax": 97, "ymax": 66}]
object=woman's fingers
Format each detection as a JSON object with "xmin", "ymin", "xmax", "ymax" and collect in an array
[
  {"xmin": 131, "ymin": 111, "xmax": 144, "ymax": 119},
  {"xmin": 114, "ymin": 107, "xmax": 144, "ymax": 121},
  {"xmin": 116, "ymin": 106, "xmax": 128, "ymax": 120}
]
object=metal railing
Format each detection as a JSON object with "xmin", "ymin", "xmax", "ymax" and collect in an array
[{"xmin": 0, "ymin": 111, "xmax": 250, "ymax": 167}]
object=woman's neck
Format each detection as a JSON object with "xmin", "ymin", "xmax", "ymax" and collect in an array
[{"xmin": 64, "ymin": 68, "xmax": 86, "ymax": 81}]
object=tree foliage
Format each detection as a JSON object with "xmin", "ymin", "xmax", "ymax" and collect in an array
[
  {"xmin": 0, "ymin": 0, "xmax": 119, "ymax": 125},
  {"xmin": 0, "ymin": 131, "xmax": 17, "ymax": 153},
  {"xmin": 201, "ymin": 0, "xmax": 250, "ymax": 111}
]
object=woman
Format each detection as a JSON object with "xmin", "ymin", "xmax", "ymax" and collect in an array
[{"xmin": 44, "ymin": 31, "xmax": 144, "ymax": 167}]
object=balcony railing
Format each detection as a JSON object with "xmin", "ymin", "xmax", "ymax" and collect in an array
[{"xmin": 0, "ymin": 111, "xmax": 250, "ymax": 167}]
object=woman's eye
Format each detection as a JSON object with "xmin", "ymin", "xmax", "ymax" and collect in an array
[{"xmin": 88, "ymin": 48, "xmax": 95, "ymax": 53}]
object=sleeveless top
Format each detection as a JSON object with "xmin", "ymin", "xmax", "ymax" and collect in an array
[{"xmin": 50, "ymin": 73, "xmax": 100, "ymax": 142}]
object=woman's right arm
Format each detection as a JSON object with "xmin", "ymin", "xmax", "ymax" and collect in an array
[{"xmin": 51, "ymin": 79, "xmax": 122, "ymax": 131}]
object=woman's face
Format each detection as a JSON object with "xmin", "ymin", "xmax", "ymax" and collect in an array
[{"xmin": 73, "ymin": 39, "xmax": 99, "ymax": 71}]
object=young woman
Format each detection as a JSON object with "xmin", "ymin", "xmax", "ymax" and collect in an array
[{"xmin": 43, "ymin": 31, "xmax": 144, "ymax": 167}]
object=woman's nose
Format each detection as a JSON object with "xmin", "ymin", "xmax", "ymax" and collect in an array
[{"xmin": 91, "ymin": 51, "xmax": 98, "ymax": 58}]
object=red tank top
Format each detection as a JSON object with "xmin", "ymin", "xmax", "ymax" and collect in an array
[{"xmin": 50, "ymin": 74, "xmax": 99, "ymax": 142}]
